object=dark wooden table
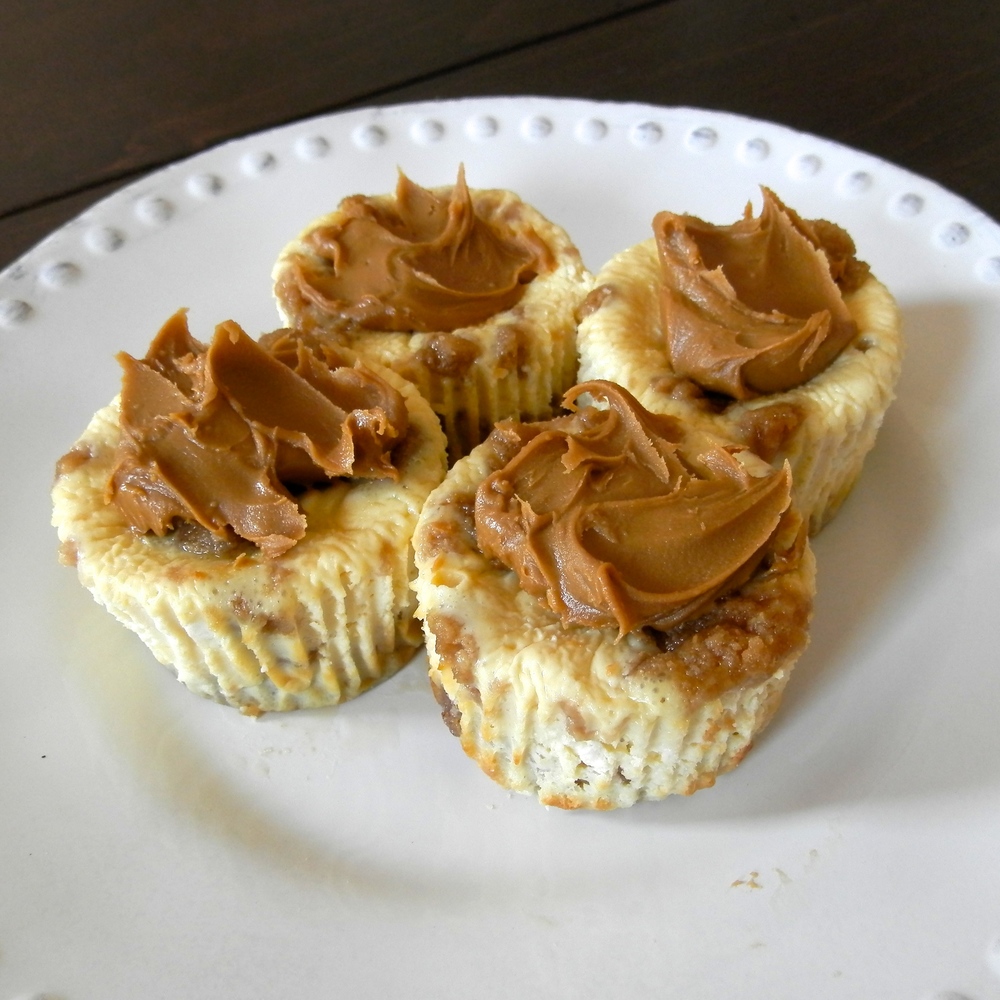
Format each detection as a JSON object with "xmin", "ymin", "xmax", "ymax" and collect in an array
[{"xmin": 2, "ymin": 0, "xmax": 998, "ymax": 271}]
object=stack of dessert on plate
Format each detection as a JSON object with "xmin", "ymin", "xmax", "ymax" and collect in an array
[{"xmin": 52, "ymin": 171, "xmax": 901, "ymax": 808}]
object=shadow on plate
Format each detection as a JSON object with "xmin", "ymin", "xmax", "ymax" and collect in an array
[{"xmin": 51, "ymin": 570, "xmax": 491, "ymax": 909}]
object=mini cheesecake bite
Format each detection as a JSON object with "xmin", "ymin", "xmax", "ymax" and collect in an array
[
  {"xmin": 414, "ymin": 381, "xmax": 815, "ymax": 809},
  {"xmin": 273, "ymin": 167, "xmax": 592, "ymax": 460},
  {"xmin": 52, "ymin": 311, "xmax": 447, "ymax": 713},
  {"xmin": 577, "ymin": 189, "xmax": 902, "ymax": 533}
]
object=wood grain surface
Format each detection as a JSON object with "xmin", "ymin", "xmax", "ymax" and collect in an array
[{"xmin": 2, "ymin": 0, "xmax": 997, "ymax": 269}]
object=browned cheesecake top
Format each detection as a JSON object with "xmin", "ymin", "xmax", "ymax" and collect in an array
[
  {"xmin": 474, "ymin": 381, "xmax": 793, "ymax": 635},
  {"xmin": 654, "ymin": 188, "xmax": 869, "ymax": 400},
  {"xmin": 103, "ymin": 310, "xmax": 408, "ymax": 557},
  {"xmin": 275, "ymin": 167, "xmax": 554, "ymax": 334}
]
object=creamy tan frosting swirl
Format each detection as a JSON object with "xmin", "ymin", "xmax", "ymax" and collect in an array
[
  {"xmin": 275, "ymin": 166, "xmax": 553, "ymax": 333},
  {"xmin": 655, "ymin": 188, "xmax": 869, "ymax": 400},
  {"xmin": 474, "ymin": 381, "xmax": 793, "ymax": 635},
  {"xmin": 107, "ymin": 310, "xmax": 409, "ymax": 557}
]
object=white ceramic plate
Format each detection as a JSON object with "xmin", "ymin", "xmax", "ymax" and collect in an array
[{"xmin": 2, "ymin": 98, "xmax": 1000, "ymax": 1000}]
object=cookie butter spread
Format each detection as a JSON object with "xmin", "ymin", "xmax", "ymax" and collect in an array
[
  {"xmin": 654, "ymin": 188, "xmax": 870, "ymax": 400},
  {"xmin": 474, "ymin": 381, "xmax": 792, "ymax": 635},
  {"xmin": 274, "ymin": 166, "xmax": 553, "ymax": 333},
  {"xmin": 107, "ymin": 310, "xmax": 408, "ymax": 557}
]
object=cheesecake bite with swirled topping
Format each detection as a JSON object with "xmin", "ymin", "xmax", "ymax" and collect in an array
[
  {"xmin": 52, "ymin": 310, "xmax": 446, "ymax": 713},
  {"xmin": 413, "ymin": 381, "xmax": 815, "ymax": 809},
  {"xmin": 273, "ymin": 167, "xmax": 592, "ymax": 461},
  {"xmin": 577, "ymin": 189, "xmax": 902, "ymax": 533}
]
